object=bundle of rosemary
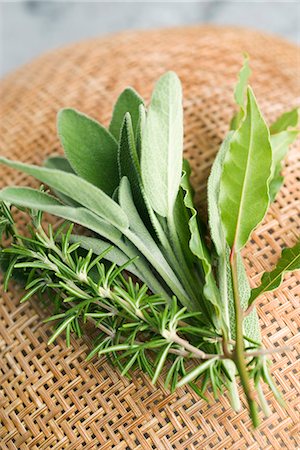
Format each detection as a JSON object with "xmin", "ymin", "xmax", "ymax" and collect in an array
[{"xmin": 0, "ymin": 58, "xmax": 299, "ymax": 427}]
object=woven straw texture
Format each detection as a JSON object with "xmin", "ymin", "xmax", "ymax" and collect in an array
[{"xmin": 0, "ymin": 26, "xmax": 299, "ymax": 449}]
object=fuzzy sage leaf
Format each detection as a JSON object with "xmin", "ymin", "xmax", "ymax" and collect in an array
[{"xmin": 141, "ymin": 71, "xmax": 183, "ymax": 218}]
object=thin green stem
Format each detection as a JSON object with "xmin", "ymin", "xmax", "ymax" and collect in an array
[{"xmin": 230, "ymin": 250, "xmax": 260, "ymax": 427}]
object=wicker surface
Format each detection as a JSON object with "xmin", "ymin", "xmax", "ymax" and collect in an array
[{"xmin": 0, "ymin": 26, "xmax": 299, "ymax": 449}]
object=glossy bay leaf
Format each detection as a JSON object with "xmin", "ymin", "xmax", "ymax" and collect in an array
[
  {"xmin": 249, "ymin": 240, "xmax": 300, "ymax": 305},
  {"xmin": 219, "ymin": 87, "xmax": 272, "ymax": 251}
]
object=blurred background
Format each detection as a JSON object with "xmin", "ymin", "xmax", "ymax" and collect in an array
[{"xmin": 0, "ymin": 1, "xmax": 299, "ymax": 77}]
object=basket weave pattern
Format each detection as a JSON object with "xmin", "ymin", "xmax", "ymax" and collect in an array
[{"xmin": 0, "ymin": 26, "xmax": 299, "ymax": 449}]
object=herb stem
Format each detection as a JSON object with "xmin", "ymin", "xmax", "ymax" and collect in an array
[{"xmin": 230, "ymin": 249, "xmax": 260, "ymax": 427}]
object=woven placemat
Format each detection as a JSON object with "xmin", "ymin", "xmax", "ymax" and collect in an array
[{"xmin": 0, "ymin": 26, "xmax": 299, "ymax": 450}]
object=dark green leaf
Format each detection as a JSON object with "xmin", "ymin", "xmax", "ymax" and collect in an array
[
  {"xmin": 109, "ymin": 87, "xmax": 144, "ymax": 140},
  {"xmin": 57, "ymin": 108, "xmax": 118, "ymax": 195},
  {"xmin": 249, "ymin": 240, "xmax": 300, "ymax": 305},
  {"xmin": 219, "ymin": 87, "xmax": 272, "ymax": 251}
]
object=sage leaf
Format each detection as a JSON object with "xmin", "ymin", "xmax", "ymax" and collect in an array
[
  {"xmin": 0, "ymin": 157, "xmax": 128, "ymax": 231},
  {"xmin": 207, "ymin": 132, "xmax": 233, "ymax": 255},
  {"xmin": 141, "ymin": 71, "xmax": 183, "ymax": 217},
  {"xmin": 135, "ymin": 104, "xmax": 146, "ymax": 159},
  {"xmin": 219, "ymin": 87, "xmax": 272, "ymax": 251},
  {"xmin": 249, "ymin": 240, "xmax": 300, "ymax": 305},
  {"xmin": 118, "ymin": 112, "xmax": 151, "ymax": 229},
  {"xmin": 58, "ymin": 108, "xmax": 119, "ymax": 195},
  {"xmin": 69, "ymin": 235, "xmax": 142, "ymax": 278},
  {"xmin": 270, "ymin": 107, "xmax": 299, "ymax": 134},
  {"xmin": 44, "ymin": 156, "xmax": 79, "ymax": 207},
  {"xmin": 0, "ymin": 187, "xmax": 123, "ymax": 242},
  {"xmin": 119, "ymin": 177, "xmax": 190, "ymax": 309},
  {"xmin": 181, "ymin": 159, "xmax": 221, "ymax": 317},
  {"xmin": 230, "ymin": 54, "xmax": 251, "ymax": 130},
  {"xmin": 109, "ymin": 87, "xmax": 144, "ymax": 140},
  {"xmin": 44, "ymin": 155, "xmax": 75, "ymax": 173}
]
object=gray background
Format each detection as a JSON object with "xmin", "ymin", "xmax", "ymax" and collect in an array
[{"xmin": 0, "ymin": 1, "xmax": 299, "ymax": 77}]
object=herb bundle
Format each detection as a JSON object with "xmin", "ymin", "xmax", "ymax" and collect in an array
[{"xmin": 0, "ymin": 58, "xmax": 299, "ymax": 427}]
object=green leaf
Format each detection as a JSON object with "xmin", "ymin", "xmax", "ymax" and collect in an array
[
  {"xmin": 141, "ymin": 71, "xmax": 183, "ymax": 217},
  {"xmin": 0, "ymin": 158, "xmax": 128, "ymax": 231},
  {"xmin": 69, "ymin": 234, "xmax": 142, "ymax": 278},
  {"xmin": 230, "ymin": 54, "xmax": 251, "ymax": 130},
  {"xmin": 152, "ymin": 343, "xmax": 172, "ymax": 384},
  {"xmin": 118, "ymin": 112, "xmax": 152, "ymax": 230},
  {"xmin": 269, "ymin": 130, "xmax": 299, "ymax": 201},
  {"xmin": 219, "ymin": 87, "xmax": 272, "ymax": 251},
  {"xmin": 208, "ymin": 132, "xmax": 233, "ymax": 255},
  {"xmin": 181, "ymin": 159, "xmax": 221, "ymax": 317},
  {"xmin": 44, "ymin": 156, "xmax": 79, "ymax": 207},
  {"xmin": 177, "ymin": 358, "xmax": 217, "ymax": 387},
  {"xmin": 119, "ymin": 177, "xmax": 190, "ymax": 308},
  {"xmin": 249, "ymin": 240, "xmax": 300, "ymax": 305},
  {"xmin": 44, "ymin": 155, "xmax": 75, "ymax": 173},
  {"xmin": 0, "ymin": 187, "xmax": 123, "ymax": 243},
  {"xmin": 109, "ymin": 87, "xmax": 144, "ymax": 140},
  {"xmin": 57, "ymin": 108, "xmax": 118, "ymax": 195},
  {"xmin": 135, "ymin": 104, "xmax": 146, "ymax": 159},
  {"xmin": 270, "ymin": 108, "xmax": 299, "ymax": 134}
]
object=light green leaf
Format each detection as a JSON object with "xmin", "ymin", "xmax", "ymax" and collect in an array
[
  {"xmin": 230, "ymin": 54, "xmax": 251, "ymax": 130},
  {"xmin": 44, "ymin": 155, "xmax": 75, "ymax": 173},
  {"xmin": 141, "ymin": 71, "xmax": 183, "ymax": 218},
  {"xmin": 208, "ymin": 131, "xmax": 260, "ymax": 340},
  {"xmin": 249, "ymin": 240, "xmax": 300, "ymax": 305},
  {"xmin": 119, "ymin": 177, "xmax": 190, "ymax": 309},
  {"xmin": 118, "ymin": 112, "xmax": 151, "ymax": 229},
  {"xmin": 219, "ymin": 87, "xmax": 272, "ymax": 251},
  {"xmin": 177, "ymin": 358, "xmax": 217, "ymax": 387},
  {"xmin": 208, "ymin": 132, "xmax": 233, "ymax": 255},
  {"xmin": 109, "ymin": 87, "xmax": 144, "ymax": 140},
  {"xmin": 0, "ymin": 157, "xmax": 128, "ymax": 231},
  {"xmin": 69, "ymin": 235, "xmax": 142, "ymax": 278},
  {"xmin": 270, "ymin": 108, "xmax": 299, "ymax": 134},
  {"xmin": 181, "ymin": 159, "xmax": 221, "ymax": 316},
  {"xmin": 269, "ymin": 129, "xmax": 299, "ymax": 202},
  {"xmin": 44, "ymin": 156, "xmax": 79, "ymax": 207},
  {"xmin": 0, "ymin": 187, "xmax": 122, "ymax": 242},
  {"xmin": 135, "ymin": 104, "xmax": 146, "ymax": 159},
  {"xmin": 57, "ymin": 108, "xmax": 118, "ymax": 195}
]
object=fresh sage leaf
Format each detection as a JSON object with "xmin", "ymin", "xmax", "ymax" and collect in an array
[
  {"xmin": 181, "ymin": 159, "xmax": 221, "ymax": 317},
  {"xmin": 219, "ymin": 87, "xmax": 272, "ymax": 251},
  {"xmin": 57, "ymin": 108, "xmax": 118, "ymax": 195},
  {"xmin": 109, "ymin": 87, "xmax": 144, "ymax": 140},
  {"xmin": 141, "ymin": 71, "xmax": 183, "ymax": 218},
  {"xmin": 135, "ymin": 104, "xmax": 146, "ymax": 159},
  {"xmin": 44, "ymin": 155, "xmax": 75, "ymax": 173},
  {"xmin": 0, "ymin": 157, "xmax": 129, "ymax": 231},
  {"xmin": 44, "ymin": 155, "xmax": 79, "ymax": 207},
  {"xmin": 0, "ymin": 187, "xmax": 123, "ymax": 242},
  {"xmin": 69, "ymin": 234, "xmax": 142, "ymax": 278},
  {"xmin": 249, "ymin": 240, "xmax": 300, "ymax": 305}
]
